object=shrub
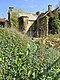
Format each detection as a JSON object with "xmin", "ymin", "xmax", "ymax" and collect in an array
[{"xmin": 0, "ymin": 28, "xmax": 60, "ymax": 80}]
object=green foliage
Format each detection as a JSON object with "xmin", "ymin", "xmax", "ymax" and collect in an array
[
  {"xmin": 10, "ymin": 12, "xmax": 19, "ymax": 30},
  {"xmin": 11, "ymin": 17, "xmax": 19, "ymax": 29},
  {"xmin": 10, "ymin": 8, "xmax": 24, "ymax": 30},
  {"xmin": 0, "ymin": 28, "xmax": 60, "ymax": 80},
  {"xmin": 53, "ymin": 19, "xmax": 60, "ymax": 32},
  {"xmin": 49, "ymin": 10, "xmax": 60, "ymax": 34}
]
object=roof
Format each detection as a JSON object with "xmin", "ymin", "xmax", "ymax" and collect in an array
[
  {"xmin": 37, "ymin": 11, "xmax": 49, "ymax": 20},
  {"xmin": 52, "ymin": 7, "xmax": 59, "ymax": 12},
  {"xmin": 14, "ymin": 11, "xmax": 38, "ymax": 20},
  {"xmin": 0, "ymin": 18, "xmax": 5, "ymax": 22},
  {"xmin": 37, "ymin": 7, "xmax": 60, "ymax": 20},
  {"xmin": 27, "ymin": 7, "xmax": 60, "ymax": 33},
  {"xmin": 19, "ymin": 16, "xmax": 29, "ymax": 18}
]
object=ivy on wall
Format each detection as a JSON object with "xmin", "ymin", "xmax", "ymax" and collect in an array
[
  {"xmin": 48, "ymin": 10, "xmax": 60, "ymax": 34},
  {"xmin": 10, "ymin": 12, "xmax": 19, "ymax": 30}
]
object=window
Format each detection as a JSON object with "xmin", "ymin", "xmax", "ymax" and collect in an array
[{"xmin": 18, "ymin": 17, "xmax": 23, "ymax": 31}]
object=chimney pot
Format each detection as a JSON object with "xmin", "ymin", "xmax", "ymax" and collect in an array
[
  {"xmin": 36, "ymin": 11, "xmax": 40, "ymax": 15},
  {"xmin": 9, "ymin": 7, "xmax": 14, "ymax": 11},
  {"xmin": 48, "ymin": 5, "xmax": 52, "ymax": 11}
]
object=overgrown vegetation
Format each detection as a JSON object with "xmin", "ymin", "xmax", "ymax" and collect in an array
[
  {"xmin": 48, "ymin": 9, "xmax": 60, "ymax": 34},
  {"xmin": 0, "ymin": 28, "xmax": 60, "ymax": 80}
]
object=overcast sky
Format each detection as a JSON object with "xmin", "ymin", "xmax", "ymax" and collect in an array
[{"xmin": 0, "ymin": 0, "xmax": 59, "ymax": 19}]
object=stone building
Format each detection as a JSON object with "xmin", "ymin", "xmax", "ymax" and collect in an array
[
  {"xmin": 8, "ymin": 5, "xmax": 60, "ymax": 38},
  {"xmin": 0, "ymin": 18, "xmax": 10, "ymax": 28},
  {"xmin": 27, "ymin": 5, "xmax": 60, "ymax": 37},
  {"xmin": 0, "ymin": 18, "xmax": 5, "ymax": 27},
  {"xmin": 8, "ymin": 7, "xmax": 38, "ymax": 33}
]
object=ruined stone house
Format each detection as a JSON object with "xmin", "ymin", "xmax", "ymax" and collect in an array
[
  {"xmin": 8, "ymin": 7, "xmax": 38, "ymax": 33},
  {"xmin": 8, "ymin": 5, "xmax": 60, "ymax": 38},
  {"xmin": 27, "ymin": 5, "xmax": 60, "ymax": 38}
]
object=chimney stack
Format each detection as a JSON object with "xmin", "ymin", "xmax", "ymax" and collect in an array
[
  {"xmin": 48, "ymin": 5, "xmax": 52, "ymax": 11},
  {"xmin": 36, "ymin": 11, "xmax": 40, "ymax": 16},
  {"xmin": 9, "ymin": 7, "xmax": 14, "ymax": 11}
]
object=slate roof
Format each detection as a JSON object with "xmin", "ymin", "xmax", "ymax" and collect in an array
[
  {"xmin": 14, "ymin": 11, "xmax": 38, "ymax": 21},
  {"xmin": 37, "ymin": 7, "xmax": 60, "ymax": 20},
  {"xmin": 37, "ymin": 11, "xmax": 49, "ymax": 20}
]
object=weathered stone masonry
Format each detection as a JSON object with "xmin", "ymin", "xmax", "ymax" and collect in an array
[{"xmin": 8, "ymin": 5, "xmax": 60, "ymax": 38}]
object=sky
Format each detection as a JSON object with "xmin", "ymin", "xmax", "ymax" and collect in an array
[{"xmin": 0, "ymin": 0, "xmax": 59, "ymax": 19}]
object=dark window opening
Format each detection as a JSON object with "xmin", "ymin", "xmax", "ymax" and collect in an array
[
  {"xmin": 0, "ymin": 22, "xmax": 5, "ymax": 27},
  {"xmin": 18, "ymin": 17, "xmax": 23, "ymax": 31},
  {"xmin": 8, "ymin": 13, "xmax": 10, "ymax": 21},
  {"xmin": 48, "ymin": 17, "xmax": 58, "ymax": 34}
]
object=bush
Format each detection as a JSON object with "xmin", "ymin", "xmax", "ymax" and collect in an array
[
  {"xmin": 0, "ymin": 28, "xmax": 60, "ymax": 80},
  {"xmin": 0, "ymin": 28, "xmax": 40, "ymax": 80}
]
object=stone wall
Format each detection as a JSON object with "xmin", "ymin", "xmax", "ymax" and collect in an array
[
  {"xmin": 38, "ymin": 17, "xmax": 48, "ymax": 37},
  {"xmin": 8, "ymin": 6, "xmax": 60, "ymax": 38}
]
